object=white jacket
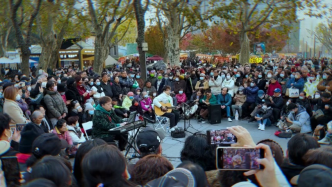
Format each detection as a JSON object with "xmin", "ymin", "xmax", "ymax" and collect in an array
[
  {"xmin": 209, "ymin": 76, "xmax": 223, "ymax": 95},
  {"xmin": 222, "ymin": 78, "xmax": 235, "ymax": 97},
  {"xmin": 153, "ymin": 92, "xmax": 173, "ymax": 108},
  {"xmin": 67, "ymin": 125, "xmax": 86, "ymax": 144}
]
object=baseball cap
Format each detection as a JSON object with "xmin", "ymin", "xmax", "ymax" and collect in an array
[
  {"xmin": 136, "ymin": 127, "xmax": 161, "ymax": 153},
  {"xmin": 274, "ymin": 88, "xmax": 281, "ymax": 93},
  {"xmin": 298, "ymin": 164, "xmax": 332, "ymax": 187},
  {"xmin": 145, "ymin": 168, "xmax": 195, "ymax": 187},
  {"xmin": 31, "ymin": 133, "xmax": 69, "ymax": 159},
  {"xmin": 258, "ymin": 90, "xmax": 265, "ymax": 97}
]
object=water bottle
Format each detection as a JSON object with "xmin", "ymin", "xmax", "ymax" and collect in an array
[{"xmin": 235, "ymin": 110, "xmax": 239, "ymax": 120}]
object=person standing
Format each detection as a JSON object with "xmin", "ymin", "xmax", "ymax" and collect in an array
[
  {"xmin": 209, "ymin": 69, "xmax": 223, "ymax": 97},
  {"xmin": 242, "ymin": 81, "xmax": 259, "ymax": 119}
]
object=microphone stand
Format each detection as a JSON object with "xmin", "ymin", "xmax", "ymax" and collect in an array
[{"xmin": 182, "ymin": 102, "xmax": 199, "ymax": 134}]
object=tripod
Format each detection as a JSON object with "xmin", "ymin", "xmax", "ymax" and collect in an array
[{"xmin": 182, "ymin": 102, "xmax": 200, "ymax": 134}]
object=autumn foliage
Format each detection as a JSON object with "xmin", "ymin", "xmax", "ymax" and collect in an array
[{"xmin": 144, "ymin": 25, "xmax": 166, "ymax": 58}]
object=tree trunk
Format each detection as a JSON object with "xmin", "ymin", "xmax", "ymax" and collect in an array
[
  {"xmin": 239, "ymin": 32, "xmax": 250, "ymax": 65},
  {"xmin": 93, "ymin": 36, "xmax": 109, "ymax": 74},
  {"xmin": 39, "ymin": 37, "xmax": 55, "ymax": 71},
  {"xmin": 21, "ymin": 45, "xmax": 31, "ymax": 75},
  {"xmin": 166, "ymin": 29, "xmax": 180, "ymax": 66}
]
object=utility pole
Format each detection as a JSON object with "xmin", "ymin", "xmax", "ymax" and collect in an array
[
  {"xmin": 313, "ymin": 35, "xmax": 316, "ymax": 58},
  {"xmin": 306, "ymin": 41, "xmax": 307, "ymax": 59}
]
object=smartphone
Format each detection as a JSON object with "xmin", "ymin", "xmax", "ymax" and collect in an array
[
  {"xmin": 16, "ymin": 123, "xmax": 26, "ymax": 131},
  {"xmin": 20, "ymin": 82, "xmax": 25, "ymax": 87},
  {"xmin": 1, "ymin": 156, "xmax": 21, "ymax": 185},
  {"xmin": 207, "ymin": 129, "xmax": 237, "ymax": 146},
  {"xmin": 216, "ymin": 147, "xmax": 264, "ymax": 170}
]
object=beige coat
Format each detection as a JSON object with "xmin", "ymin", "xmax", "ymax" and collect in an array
[{"xmin": 3, "ymin": 99, "xmax": 28, "ymax": 127}]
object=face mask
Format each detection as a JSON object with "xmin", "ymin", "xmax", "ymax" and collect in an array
[
  {"xmin": 130, "ymin": 74, "xmax": 135, "ymax": 78},
  {"xmin": 200, "ymin": 77, "xmax": 204, "ymax": 80},
  {"xmin": 90, "ymin": 82, "xmax": 94, "ymax": 86},
  {"xmin": 299, "ymin": 96, "xmax": 304, "ymax": 99},
  {"xmin": 267, "ymin": 74, "xmax": 272, "ymax": 78},
  {"xmin": 164, "ymin": 77, "xmax": 168, "ymax": 80},
  {"xmin": 153, "ymin": 93, "xmax": 157, "ymax": 96},
  {"xmin": 88, "ymin": 110, "xmax": 94, "ymax": 115},
  {"xmin": 179, "ymin": 91, "xmax": 183, "ymax": 94},
  {"xmin": 157, "ymin": 76, "xmax": 163, "ymax": 80},
  {"xmin": 53, "ymin": 86, "xmax": 57, "ymax": 91},
  {"xmin": 57, "ymin": 80, "xmax": 61, "ymax": 84},
  {"xmin": 315, "ymin": 94, "xmax": 320, "ymax": 99},
  {"xmin": 76, "ymin": 106, "xmax": 82, "ymax": 110},
  {"xmin": 96, "ymin": 82, "xmax": 101, "ymax": 86},
  {"xmin": 221, "ymin": 75, "xmax": 225, "ymax": 78},
  {"xmin": 144, "ymin": 95, "xmax": 149, "ymax": 98},
  {"xmin": 250, "ymin": 83, "xmax": 254, "ymax": 87},
  {"xmin": 262, "ymin": 105, "xmax": 267, "ymax": 110},
  {"xmin": 136, "ymin": 75, "xmax": 140, "ymax": 79},
  {"xmin": 150, "ymin": 74, "xmax": 155, "ymax": 77},
  {"xmin": 76, "ymin": 122, "xmax": 79, "ymax": 127},
  {"xmin": 280, "ymin": 74, "xmax": 284, "ymax": 78},
  {"xmin": 226, "ymin": 75, "xmax": 231, "ymax": 79},
  {"xmin": 27, "ymin": 86, "xmax": 31, "ymax": 91},
  {"xmin": 245, "ymin": 75, "xmax": 249, "ymax": 78},
  {"xmin": 16, "ymin": 94, "xmax": 21, "ymax": 101},
  {"xmin": 41, "ymin": 82, "xmax": 47, "ymax": 88},
  {"xmin": 295, "ymin": 75, "xmax": 300, "ymax": 79},
  {"xmin": 236, "ymin": 74, "xmax": 240, "ymax": 78},
  {"xmin": 291, "ymin": 74, "xmax": 295, "ymax": 78},
  {"xmin": 234, "ymin": 69, "xmax": 237, "ymax": 72},
  {"xmin": 60, "ymin": 92, "xmax": 65, "ymax": 95},
  {"xmin": 286, "ymin": 101, "xmax": 289, "ymax": 105},
  {"xmin": 129, "ymin": 96, "xmax": 134, "ymax": 99},
  {"xmin": 169, "ymin": 76, "xmax": 173, "ymax": 80},
  {"xmin": 239, "ymin": 91, "xmax": 243, "ymax": 94},
  {"xmin": 258, "ymin": 75, "xmax": 262, "ymax": 78},
  {"xmin": 323, "ymin": 75, "xmax": 327, "ymax": 79},
  {"xmin": 175, "ymin": 78, "xmax": 179, "ymax": 81},
  {"xmin": 136, "ymin": 92, "xmax": 141, "ymax": 95},
  {"xmin": 210, "ymin": 72, "xmax": 214, "ymax": 76}
]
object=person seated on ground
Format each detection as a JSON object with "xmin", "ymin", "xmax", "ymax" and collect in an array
[
  {"xmin": 198, "ymin": 89, "xmax": 217, "ymax": 123},
  {"xmin": 129, "ymin": 99, "xmax": 143, "ymax": 116},
  {"xmin": 153, "ymin": 86, "xmax": 180, "ymax": 130},
  {"xmin": 242, "ymin": 81, "xmax": 259, "ymax": 119},
  {"xmin": 268, "ymin": 88, "xmax": 284, "ymax": 124},
  {"xmin": 304, "ymin": 72, "xmax": 320, "ymax": 97},
  {"xmin": 131, "ymin": 154, "xmax": 173, "ymax": 185},
  {"xmin": 317, "ymin": 120, "xmax": 332, "ymax": 145},
  {"xmin": 232, "ymin": 89, "xmax": 246, "ymax": 119},
  {"xmin": 140, "ymin": 92, "xmax": 155, "ymax": 121},
  {"xmin": 249, "ymin": 90, "xmax": 267, "ymax": 121},
  {"xmin": 180, "ymin": 134, "xmax": 216, "ymax": 171},
  {"xmin": 310, "ymin": 92, "xmax": 332, "ymax": 137},
  {"xmin": 82, "ymin": 145, "xmax": 135, "ymax": 187},
  {"xmin": 218, "ymin": 87, "xmax": 232, "ymax": 122},
  {"xmin": 175, "ymin": 88, "xmax": 187, "ymax": 106},
  {"xmin": 19, "ymin": 111, "xmax": 46, "ymax": 154},
  {"xmin": 253, "ymin": 101, "xmax": 273, "ymax": 131},
  {"xmin": 286, "ymin": 71, "xmax": 305, "ymax": 92},
  {"xmin": 281, "ymin": 133, "xmax": 320, "ymax": 186},
  {"xmin": 143, "ymin": 81, "xmax": 156, "ymax": 95},
  {"xmin": 67, "ymin": 116, "xmax": 86, "ymax": 144},
  {"xmin": 294, "ymin": 91, "xmax": 312, "ymax": 116},
  {"xmin": 92, "ymin": 96, "xmax": 127, "ymax": 150},
  {"xmin": 317, "ymin": 71, "xmax": 332, "ymax": 92},
  {"xmin": 73, "ymin": 139, "xmax": 107, "ymax": 187},
  {"xmin": 285, "ymin": 103, "xmax": 311, "ymax": 134},
  {"xmin": 122, "ymin": 91, "xmax": 134, "ymax": 110},
  {"xmin": 112, "ymin": 97, "xmax": 130, "ymax": 118},
  {"xmin": 195, "ymin": 73, "xmax": 209, "ymax": 92},
  {"xmin": 266, "ymin": 76, "xmax": 282, "ymax": 96}
]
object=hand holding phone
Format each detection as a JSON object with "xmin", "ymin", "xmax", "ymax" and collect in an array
[{"xmin": 227, "ymin": 126, "xmax": 255, "ymax": 147}]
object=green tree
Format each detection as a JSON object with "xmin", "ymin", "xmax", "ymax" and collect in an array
[
  {"xmin": 0, "ymin": 0, "xmax": 12, "ymax": 58},
  {"xmin": 144, "ymin": 25, "xmax": 165, "ymax": 57},
  {"xmin": 314, "ymin": 23, "xmax": 332, "ymax": 51}
]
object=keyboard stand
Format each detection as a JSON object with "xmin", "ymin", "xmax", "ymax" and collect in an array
[{"xmin": 123, "ymin": 125, "xmax": 142, "ymax": 158}]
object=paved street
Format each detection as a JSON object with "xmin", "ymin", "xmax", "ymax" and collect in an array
[{"xmin": 150, "ymin": 118, "xmax": 290, "ymax": 167}]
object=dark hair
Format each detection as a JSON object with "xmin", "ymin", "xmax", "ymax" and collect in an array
[
  {"xmin": 82, "ymin": 145, "xmax": 135, "ymax": 187},
  {"xmin": 28, "ymin": 156, "xmax": 72, "ymax": 187},
  {"xmin": 67, "ymin": 116, "xmax": 79, "ymax": 126},
  {"xmin": 55, "ymin": 119, "xmax": 66, "ymax": 129},
  {"xmin": 99, "ymin": 96, "xmax": 112, "ymax": 106},
  {"xmin": 177, "ymin": 161, "xmax": 209, "ymax": 187},
  {"xmin": 303, "ymin": 146, "xmax": 332, "ymax": 168},
  {"xmin": 74, "ymin": 75, "xmax": 82, "ymax": 83},
  {"xmin": 22, "ymin": 178, "xmax": 57, "ymax": 187},
  {"xmin": 287, "ymin": 133, "xmax": 320, "ymax": 166},
  {"xmin": 131, "ymin": 154, "xmax": 173, "ymax": 185},
  {"xmin": 257, "ymin": 139, "xmax": 284, "ymax": 167},
  {"xmin": 0, "ymin": 113, "xmax": 11, "ymax": 136},
  {"xmin": 46, "ymin": 80, "xmax": 55, "ymax": 91},
  {"xmin": 321, "ymin": 92, "xmax": 331, "ymax": 99},
  {"xmin": 205, "ymin": 88, "xmax": 211, "ymax": 93},
  {"xmin": 102, "ymin": 73, "xmax": 108, "ymax": 78},
  {"xmin": 163, "ymin": 86, "xmax": 171, "ymax": 91},
  {"xmin": 73, "ymin": 139, "xmax": 107, "ymax": 187},
  {"xmin": 218, "ymin": 170, "xmax": 247, "ymax": 187},
  {"xmin": 180, "ymin": 135, "xmax": 216, "ymax": 171}
]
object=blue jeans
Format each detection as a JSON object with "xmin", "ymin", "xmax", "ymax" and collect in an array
[
  {"xmin": 221, "ymin": 106, "xmax": 231, "ymax": 117},
  {"xmin": 257, "ymin": 114, "xmax": 271, "ymax": 126}
]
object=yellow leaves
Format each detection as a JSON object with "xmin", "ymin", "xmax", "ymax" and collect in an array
[{"xmin": 230, "ymin": 42, "xmax": 233, "ymax": 46}]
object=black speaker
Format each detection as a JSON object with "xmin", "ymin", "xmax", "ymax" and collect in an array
[{"xmin": 208, "ymin": 104, "xmax": 221, "ymax": 124}]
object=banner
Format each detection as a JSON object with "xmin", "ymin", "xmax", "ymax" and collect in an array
[{"xmin": 254, "ymin": 43, "xmax": 266, "ymax": 55}]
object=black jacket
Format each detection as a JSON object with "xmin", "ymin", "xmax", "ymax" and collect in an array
[
  {"xmin": 66, "ymin": 86, "xmax": 82, "ymax": 103},
  {"xmin": 154, "ymin": 79, "xmax": 166, "ymax": 95},
  {"xmin": 311, "ymin": 98, "xmax": 332, "ymax": 115},
  {"xmin": 255, "ymin": 78, "xmax": 268, "ymax": 91},
  {"xmin": 101, "ymin": 81, "xmax": 113, "ymax": 98},
  {"xmin": 112, "ymin": 83, "xmax": 124, "ymax": 98},
  {"xmin": 271, "ymin": 96, "xmax": 284, "ymax": 109},
  {"xmin": 30, "ymin": 82, "xmax": 42, "ymax": 98}
]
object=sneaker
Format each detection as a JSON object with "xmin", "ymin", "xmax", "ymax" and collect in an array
[
  {"xmin": 260, "ymin": 124, "xmax": 265, "ymax": 131},
  {"xmin": 170, "ymin": 126, "xmax": 177, "ymax": 131},
  {"xmin": 318, "ymin": 137, "xmax": 331, "ymax": 144},
  {"xmin": 228, "ymin": 118, "xmax": 232, "ymax": 122},
  {"xmin": 258, "ymin": 124, "xmax": 262, "ymax": 130},
  {"xmin": 201, "ymin": 119, "xmax": 206, "ymax": 123}
]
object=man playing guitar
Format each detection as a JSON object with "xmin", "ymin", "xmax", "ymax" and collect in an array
[{"xmin": 153, "ymin": 86, "xmax": 180, "ymax": 130}]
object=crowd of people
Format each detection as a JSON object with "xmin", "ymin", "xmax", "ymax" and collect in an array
[{"xmin": 0, "ymin": 57, "xmax": 331, "ymax": 186}]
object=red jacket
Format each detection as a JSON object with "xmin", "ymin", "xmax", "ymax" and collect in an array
[
  {"xmin": 267, "ymin": 81, "xmax": 282, "ymax": 96},
  {"xmin": 77, "ymin": 85, "xmax": 90, "ymax": 103}
]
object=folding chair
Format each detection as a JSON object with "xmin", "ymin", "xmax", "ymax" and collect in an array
[
  {"xmin": 153, "ymin": 112, "xmax": 169, "ymax": 132},
  {"xmin": 82, "ymin": 121, "xmax": 93, "ymax": 140}
]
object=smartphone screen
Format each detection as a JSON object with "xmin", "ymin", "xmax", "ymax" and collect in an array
[
  {"xmin": 207, "ymin": 129, "xmax": 237, "ymax": 146},
  {"xmin": 216, "ymin": 147, "xmax": 264, "ymax": 170},
  {"xmin": 16, "ymin": 124, "xmax": 26, "ymax": 131},
  {"xmin": 1, "ymin": 156, "xmax": 21, "ymax": 185}
]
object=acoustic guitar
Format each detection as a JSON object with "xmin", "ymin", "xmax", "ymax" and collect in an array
[{"xmin": 154, "ymin": 102, "xmax": 177, "ymax": 116}]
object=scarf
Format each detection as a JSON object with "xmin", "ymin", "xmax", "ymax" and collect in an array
[{"xmin": 95, "ymin": 104, "xmax": 111, "ymax": 115}]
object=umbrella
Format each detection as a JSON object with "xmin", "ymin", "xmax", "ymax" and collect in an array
[
  {"xmin": 11, "ymin": 57, "xmax": 38, "ymax": 64},
  {"xmin": 147, "ymin": 55, "xmax": 163, "ymax": 61},
  {"xmin": 0, "ymin": 57, "xmax": 15, "ymax": 64}
]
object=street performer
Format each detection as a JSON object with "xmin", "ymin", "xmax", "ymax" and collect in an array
[{"xmin": 153, "ymin": 86, "xmax": 180, "ymax": 130}]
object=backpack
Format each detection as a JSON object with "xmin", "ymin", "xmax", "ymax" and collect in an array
[{"xmin": 171, "ymin": 127, "xmax": 185, "ymax": 138}]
